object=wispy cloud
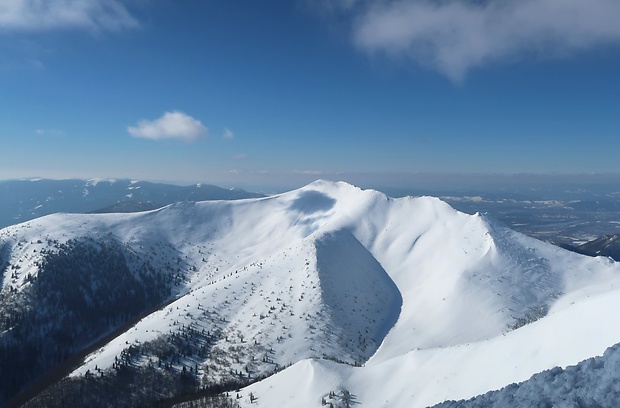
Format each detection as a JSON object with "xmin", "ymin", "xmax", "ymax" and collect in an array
[
  {"xmin": 128, "ymin": 111, "xmax": 208, "ymax": 142},
  {"xmin": 0, "ymin": 0, "xmax": 139, "ymax": 32},
  {"xmin": 320, "ymin": 0, "xmax": 620, "ymax": 81},
  {"xmin": 35, "ymin": 128, "xmax": 64, "ymax": 136},
  {"xmin": 229, "ymin": 169, "xmax": 269, "ymax": 175},
  {"xmin": 232, "ymin": 154, "xmax": 248, "ymax": 161},
  {"xmin": 291, "ymin": 170, "xmax": 338, "ymax": 175},
  {"xmin": 223, "ymin": 127, "xmax": 235, "ymax": 139}
]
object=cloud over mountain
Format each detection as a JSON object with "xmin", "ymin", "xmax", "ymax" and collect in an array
[{"xmin": 128, "ymin": 111, "xmax": 208, "ymax": 142}]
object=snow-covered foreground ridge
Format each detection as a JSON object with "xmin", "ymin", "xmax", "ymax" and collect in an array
[{"xmin": 1, "ymin": 180, "xmax": 620, "ymax": 407}]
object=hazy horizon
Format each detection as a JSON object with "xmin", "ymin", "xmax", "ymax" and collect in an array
[{"xmin": 1, "ymin": 173, "xmax": 619, "ymax": 204}]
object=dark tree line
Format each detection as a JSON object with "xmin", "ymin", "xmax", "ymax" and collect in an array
[
  {"xmin": 21, "ymin": 359, "xmax": 277, "ymax": 408},
  {"xmin": 0, "ymin": 236, "xmax": 175, "ymax": 404},
  {"xmin": 21, "ymin": 323, "xmax": 289, "ymax": 408}
]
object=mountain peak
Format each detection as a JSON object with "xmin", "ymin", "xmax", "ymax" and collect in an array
[{"xmin": 297, "ymin": 179, "xmax": 362, "ymax": 194}]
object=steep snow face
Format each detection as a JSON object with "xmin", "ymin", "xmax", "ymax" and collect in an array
[
  {"xmin": 352, "ymin": 198, "xmax": 505, "ymax": 353},
  {"xmin": 315, "ymin": 229, "xmax": 402, "ymax": 358},
  {"xmin": 2, "ymin": 180, "xmax": 620, "ymax": 407},
  {"xmin": 336, "ymin": 198, "xmax": 619, "ymax": 357}
]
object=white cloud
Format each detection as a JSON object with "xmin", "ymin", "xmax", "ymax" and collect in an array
[
  {"xmin": 0, "ymin": 0, "xmax": 139, "ymax": 32},
  {"xmin": 223, "ymin": 127, "xmax": 235, "ymax": 139},
  {"xmin": 128, "ymin": 111, "xmax": 208, "ymax": 142},
  {"xmin": 333, "ymin": 0, "xmax": 620, "ymax": 81}
]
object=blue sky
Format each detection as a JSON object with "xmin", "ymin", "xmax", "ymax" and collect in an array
[{"xmin": 1, "ymin": 0, "xmax": 619, "ymax": 190}]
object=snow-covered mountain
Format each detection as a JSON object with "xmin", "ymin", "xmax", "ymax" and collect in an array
[
  {"xmin": 1, "ymin": 181, "xmax": 619, "ymax": 407},
  {"xmin": 0, "ymin": 178, "xmax": 263, "ymax": 229}
]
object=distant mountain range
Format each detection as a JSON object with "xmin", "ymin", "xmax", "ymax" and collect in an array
[
  {"xmin": 560, "ymin": 235, "xmax": 620, "ymax": 262},
  {"xmin": 2, "ymin": 181, "xmax": 620, "ymax": 407},
  {"xmin": 0, "ymin": 178, "xmax": 263, "ymax": 229}
]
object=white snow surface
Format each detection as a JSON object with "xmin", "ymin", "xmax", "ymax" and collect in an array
[
  {"xmin": 434, "ymin": 341, "xmax": 620, "ymax": 407},
  {"xmin": 1, "ymin": 180, "xmax": 619, "ymax": 407}
]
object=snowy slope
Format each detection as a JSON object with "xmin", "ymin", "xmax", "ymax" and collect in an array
[
  {"xmin": 1, "ymin": 180, "xmax": 619, "ymax": 407},
  {"xmin": 238, "ymin": 278, "xmax": 620, "ymax": 407},
  {"xmin": 69, "ymin": 227, "xmax": 400, "ymax": 381},
  {"xmin": 435, "ymin": 341, "xmax": 620, "ymax": 407}
]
